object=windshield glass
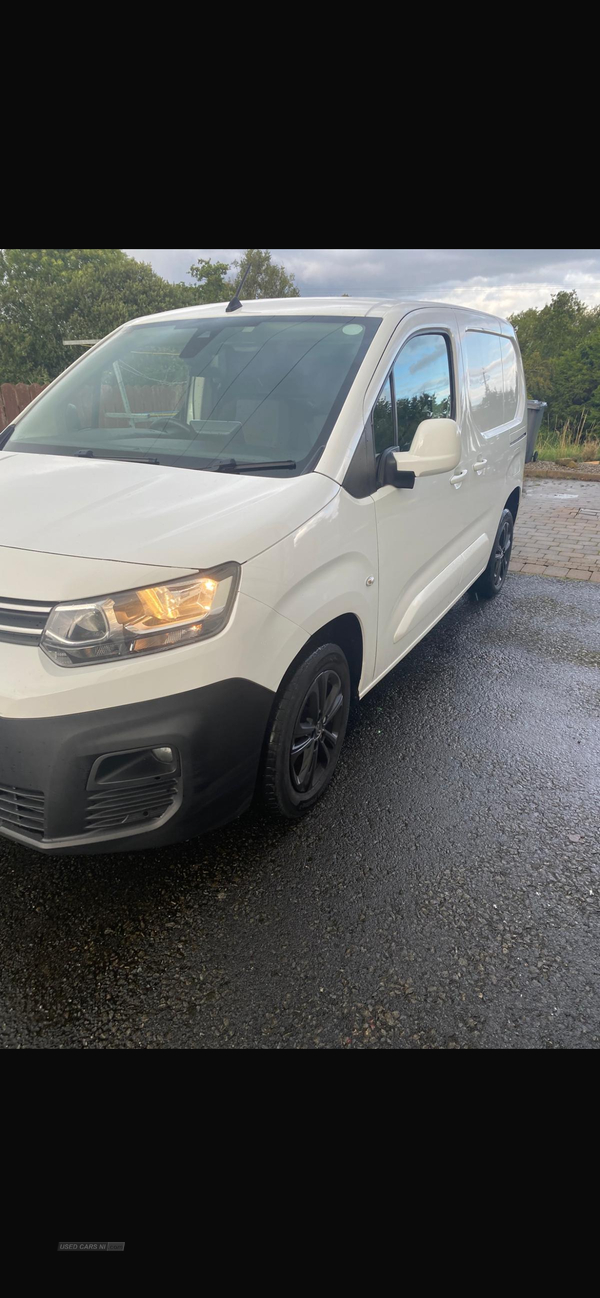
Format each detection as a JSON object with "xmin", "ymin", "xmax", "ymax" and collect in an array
[{"xmin": 5, "ymin": 315, "xmax": 380, "ymax": 476}]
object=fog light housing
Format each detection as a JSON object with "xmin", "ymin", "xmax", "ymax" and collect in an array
[{"xmin": 87, "ymin": 746, "xmax": 180, "ymax": 788}]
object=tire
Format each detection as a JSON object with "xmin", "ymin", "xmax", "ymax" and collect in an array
[
  {"xmin": 474, "ymin": 507, "xmax": 514, "ymax": 599},
  {"xmin": 262, "ymin": 642, "xmax": 351, "ymax": 819}
]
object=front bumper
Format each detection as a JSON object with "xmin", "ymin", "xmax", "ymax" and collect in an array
[{"xmin": 0, "ymin": 679, "xmax": 274, "ymax": 854}]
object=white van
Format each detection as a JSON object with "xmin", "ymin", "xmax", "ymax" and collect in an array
[{"xmin": 0, "ymin": 297, "xmax": 525, "ymax": 854}]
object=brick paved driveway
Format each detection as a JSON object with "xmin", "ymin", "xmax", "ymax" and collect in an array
[{"xmin": 512, "ymin": 478, "xmax": 600, "ymax": 583}]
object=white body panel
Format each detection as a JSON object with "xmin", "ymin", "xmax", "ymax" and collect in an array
[
  {"xmin": 0, "ymin": 296, "xmax": 526, "ymax": 726},
  {"xmin": 242, "ymin": 486, "xmax": 379, "ymax": 691},
  {"xmin": 0, "ymin": 544, "xmax": 194, "ymax": 602},
  {"xmin": 0, "ymin": 450, "xmax": 337, "ymax": 570},
  {"xmin": 366, "ymin": 307, "xmax": 478, "ymax": 678},
  {"xmin": 0, "ymin": 593, "xmax": 308, "ymax": 719}
]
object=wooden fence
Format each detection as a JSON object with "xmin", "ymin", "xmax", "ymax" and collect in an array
[
  {"xmin": 0, "ymin": 382, "xmax": 183, "ymax": 434},
  {"xmin": 0, "ymin": 382, "xmax": 47, "ymax": 432}
]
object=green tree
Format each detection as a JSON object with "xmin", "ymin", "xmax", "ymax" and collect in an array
[
  {"xmin": 225, "ymin": 248, "xmax": 300, "ymax": 300},
  {"xmin": 551, "ymin": 326, "xmax": 600, "ymax": 426},
  {"xmin": 517, "ymin": 348, "xmax": 553, "ymax": 402},
  {"xmin": 0, "ymin": 249, "xmax": 197, "ymax": 383},
  {"xmin": 188, "ymin": 257, "xmax": 230, "ymax": 303},
  {"xmin": 510, "ymin": 290, "xmax": 599, "ymax": 365},
  {"xmin": 0, "ymin": 247, "xmax": 302, "ymax": 386},
  {"xmin": 506, "ymin": 306, "xmax": 540, "ymax": 364},
  {"xmin": 509, "ymin": 290, "xmax": 600, "ymax": 428}
]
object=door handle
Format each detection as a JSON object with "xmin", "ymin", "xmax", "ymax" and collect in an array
[
  {"xmin": 450, "ymin": 469, "xmax": 468, "ymax": 485},
  {"xmin": 473, "ymin": 458, "xmax": 488, "ymax": 471}
]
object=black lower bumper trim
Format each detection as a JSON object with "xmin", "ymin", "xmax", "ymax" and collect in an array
[{"xmin": 0, "ymin": 679, "xmax": 274, "ymax": 855}]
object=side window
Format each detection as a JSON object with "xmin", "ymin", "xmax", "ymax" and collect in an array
[
  {"xmin": 392, "ymin": 334, "xmax": 452, "ymax": 451},
  {"xmin": 499, "ymin": 336, "xmax": 519, "ymax": 423},
  {"xmin": 464, "ymin": 332, "xmax": 504, "ymax": 434},
  {"xmin": 373, "ymin": 376, "xmax": 394, "ymax": 455}
]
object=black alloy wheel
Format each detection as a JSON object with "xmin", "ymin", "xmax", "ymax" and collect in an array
[
  {"xmin": 492, "ymin": 514, "xmax": 513, "ymax": 590},
  {"xmin": 474, "ymin": 508, "xmax": 514, "ymax": 599},
  {"xmin": 262, "ymin": 642, "xmax": 351, "ymax": 818},
  {"xmin": 289, "ymin": 668, "xmax": 344, "ymax": 796}
]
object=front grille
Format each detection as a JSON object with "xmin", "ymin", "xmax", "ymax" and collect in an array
[
  {"xmin": 0, "ymin": 597, "xmax": 52, "ymax": 645},
  {"xmin": 84, "ymin": 777, "xmax": 179, "ymax": 834},
  {"xmin": 0, "ymin": 782, "xmax": 45, "ymax": 838}
]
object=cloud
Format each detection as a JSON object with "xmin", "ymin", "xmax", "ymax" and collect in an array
[{"xmin": 123, "ymin": 249, "xmax": 600, "ymax": 316}]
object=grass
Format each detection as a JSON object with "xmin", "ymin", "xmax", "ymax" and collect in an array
[{"xmin": 536, "ymin": 411, "xmax": 600, "ymax": 463}]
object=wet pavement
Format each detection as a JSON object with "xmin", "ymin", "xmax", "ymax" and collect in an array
[{"xmin": 1, "ymin": 574, "xmax": 599, "ymax": 1049}]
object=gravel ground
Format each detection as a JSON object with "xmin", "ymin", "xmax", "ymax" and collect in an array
[{"xmin": 1, "ymin": 574, "xmax": 599, "ymax": 1049}]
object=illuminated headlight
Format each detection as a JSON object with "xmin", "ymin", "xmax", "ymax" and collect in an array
[{"xmin": 41, "ymin": 563, "xmax": 240, "ymax": 667}]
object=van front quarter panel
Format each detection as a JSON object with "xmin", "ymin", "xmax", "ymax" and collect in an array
[{"xmin": 241, "ymin": 485, "xmax": 379, "ymax": 694}]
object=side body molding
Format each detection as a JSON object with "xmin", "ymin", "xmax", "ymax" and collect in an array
[{"xmin": 393, "ymin": 533, "xmax": 490, "ymax": 643}]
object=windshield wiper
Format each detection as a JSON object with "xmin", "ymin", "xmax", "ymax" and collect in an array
[
  {"xmin": 76, "ymin": 449, "xmax": 161, "ymax": 465},
  {"xmin": 215, "ymin": 459, "xmax": 297, "ymax": 474}
]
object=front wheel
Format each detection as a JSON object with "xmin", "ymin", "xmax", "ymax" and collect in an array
[
  {"xmin": 262, "ymin": 642, "xmax": 351, "ymax": 819},
  {"xmin": 474, "ymin": 507, "xmax": 514, "ymax": 599}
]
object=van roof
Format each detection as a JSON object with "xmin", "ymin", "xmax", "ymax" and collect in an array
[{"xmin": 128, "ymin": 296, "xmax": 511, "ymax": 328}]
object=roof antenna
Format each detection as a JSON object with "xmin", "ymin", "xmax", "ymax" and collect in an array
[{"xmin": 225, "ymin": 263, "xmax": 252, "ymax": 313}]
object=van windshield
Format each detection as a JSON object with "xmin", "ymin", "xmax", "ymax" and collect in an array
[{"xmin": 5, "ymin": 315, "xmax": 380, "ymax": 476}]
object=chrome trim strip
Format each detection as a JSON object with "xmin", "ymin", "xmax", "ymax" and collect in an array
[
  {"xmin": 0, "ymin": 601, "xmax": 52, "ymax": 613},
  {"xmin": 464, "ymin": 326, "xmax": 506, "ymax": 336},
  {"xmin": 0, "ymin": 623, "xmax": 41, "ymax": 636}
]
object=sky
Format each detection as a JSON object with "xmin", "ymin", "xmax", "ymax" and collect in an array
[{"xmin": 124, "ymin": 249, "xmax": 600, "ymax": 316}]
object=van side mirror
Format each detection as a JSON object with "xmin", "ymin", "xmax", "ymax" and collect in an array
[
  {"xmin": 380, "ymin": 450, "xmax": 416, "ymax": 489},
  {"xmin": 393, "ymin": 417, "xmax": 461, "ymax": 479}
]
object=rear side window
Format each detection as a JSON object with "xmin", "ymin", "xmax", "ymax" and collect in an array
[
  {"xmin": 499, "ymin": 336, "xmax": 519, "ymax": 423},
  {"xmin": 392, "ymin": 334, "xmax": 452, "ymax": 451},
  {"xmin": 464, "ymin": 332, "xmax": 505, "ymax": 433}
]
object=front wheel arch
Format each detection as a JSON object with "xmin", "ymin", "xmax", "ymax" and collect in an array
[
  {"xmin": 274, "ymin": 612, "xmax": 364, "ymax": 703},
  {"xmin": 504, "ymin": 485, "xmax": 521, "ymax": 523}
]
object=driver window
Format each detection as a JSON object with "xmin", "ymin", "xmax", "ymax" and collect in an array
[{"xmin": 392, "ymin": 334, "xmax": 452, "ymax": 451}]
